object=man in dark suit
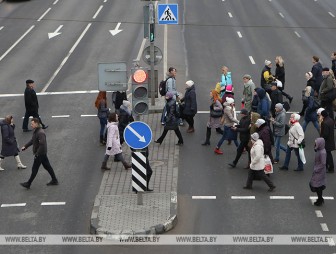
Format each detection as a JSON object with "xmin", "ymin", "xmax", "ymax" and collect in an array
[{"xmin": 22, "ymin": 80, "xmax": 48, "ymax": 132}]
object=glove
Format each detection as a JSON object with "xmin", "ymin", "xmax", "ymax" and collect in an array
[
  {"xmin": 34, "ymin": 154, "xmax": 39, "ymax": 159},
  {"xmin": 107, "ymin": 147, "xmax": 112, "ymax": 150}
]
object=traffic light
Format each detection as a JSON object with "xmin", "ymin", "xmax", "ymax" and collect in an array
[
  {"xmin": 149, "ymin": 23, "xmax": 155, "ymax": 42},
  {"xmin": 131, "ymin": 68, "xmax": 149, "ymax": 115}
]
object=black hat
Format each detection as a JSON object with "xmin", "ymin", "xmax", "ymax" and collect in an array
[
  {"xmin": 26, "ymin": 79, "xmax": 34, "ymax": 84},
  {"xmin": 322, "ymin": 67, "xmax": 330, "ymax": 72},
  {"xmin": 321, "ymin": 110, "xmax": 329, "ymax": 117},
  {"xmin": 240, "ymin": 109, "xmax": 249, "ymax": 115}
]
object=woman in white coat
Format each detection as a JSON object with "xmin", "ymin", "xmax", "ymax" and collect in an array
[
  {"xmin": 243, "ymin": 133, "xmax": 276, "ymax": 191},
  {"xmin": 101, "ymin": 113, "xmax": 131, "ymax": 170}
]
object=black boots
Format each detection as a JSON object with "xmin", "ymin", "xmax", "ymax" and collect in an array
[
  {"xmin": 202, "ymin": 127, "xmax": 211, "ymax": 145},
  {"xmin": 314, "ymin": 198, "xmax": 324, "ymax": 206}
]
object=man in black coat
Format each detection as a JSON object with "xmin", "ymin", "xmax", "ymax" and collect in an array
[
  {"xmin": 270, "ymin": 83, "xmax": 283, "ymax": 117},
  {"xmin": 320, "ymin": 110, "xmax": 335, "ymax": 173},
  {"xmin": 22, "ymin": 80, "xmax": 48, "ymax": 132},
  {"xmin": 229, "ymin": 109, "xmax": 251, "ymax": 168}
]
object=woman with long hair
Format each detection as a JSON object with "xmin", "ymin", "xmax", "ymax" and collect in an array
[
  {"xmin": 275, "ymin": 56, "xmax": 293, "ymax": 103},
  {"xmin": 95, "ymin": 91, "xmax": 110, "ymax": 145}
]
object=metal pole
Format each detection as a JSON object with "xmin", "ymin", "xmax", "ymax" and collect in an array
[{"xmin": 149, "ymin": 1, "xmax": 155, "ymax": 106}]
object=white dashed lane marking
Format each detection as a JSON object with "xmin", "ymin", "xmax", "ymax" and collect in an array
[
  {"xmin": 228, "ymin": 12, "xmax": 233, "ymax": 18},
  {"xmin": 231, "ymin": 196, "xmax": 255, "ymax": 200},
  {"xmin": 329, "ymin": 12, "xmax": 335, "ymax": 18},
  {"xmin": 192, "ymin": 196, "xmax": 216, "ymax": 200},
  {"xmin": 237, "ymin": 31, "xmax": 242, "ymax": 38},
  {"xmin": 41, "ymin": 202, "xmax": 66, "ymax": 206},
  {"xmin": 249, "ymin": 56, "xmax": 255, "ymax": 65},
  {"xmin": 320, "ymin": 223, "xmax": 329, "ymax": 232},
  {"xmin": 1, "ymin": 203, "xmax": 26, "ymax": 208},
  {"xmin": 270, "ymin": 196, "xmax": 294, "ymax": 200},
  {"xmin": 52, "ymin": 115, "xmax": 70, "ymax": 118},
  {"xmin": 294, "ymin": 31, "xmax": 301, "ymax": 38},
  {"xmin": 315, "ymin": 210, "xmax": 323, "ymax": 218},
  {"xmin": 279, "ymin": 12, "xmax": 284, "ymax": 18}
]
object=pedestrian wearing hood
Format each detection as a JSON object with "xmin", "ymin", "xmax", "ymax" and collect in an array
[
  {"xmin": 280, "ymin": 114, "xmax": 305, "ymax": 171},
  {"xmin": 302, "ymin": 86, "xmax": 320, "ymax": 134},
  {"xmin": 101, "ymin": 113, "xmax": 132, "ymax": 170},
  {"xmin": 255, "ymin": 118, "xmax": 274, "ymax": 163},
  {"xmin": 0, "ymin": 115, "xmax": 27, "ymax": 170},
  {"xmin": 320, "ymin": 110, "xmax": 335, "ymax": 173},
  {"xmin": 310, "ymin": 137, "xmax": 327, "ymax": 206},
  {"xmin": 255, "ymin": 87, "xmax": 270, "ymax": 121},
  {"xmin": 243, "ymin": 133, "xmax": 276, "ymax": 191},
  {"xmin": 270, "ymin": 103, "xmax": 287, "ymax": 164},
  {"xmin": 201, "ymin": 90, "xmax": 224, "ymax": 146},
  {"xmin": 118, "ymin": 100, "xmax": 134, "ymax": 145},
  {"xmin": 229, "ymin": 109, "xmax": 251, "ymax": 168},
  {"xmin": 242, "ymin": 74, "xmax": 255, "ymax": 112},
  {"xmin": 299, "ymin": 72, "xmax": 316, "ymax": 116},
  {"xmin": 180, "ymin": 80, "xmax": 197, "ymax": 133},
  {"xmin": 155, "ymin": 92, "xmax": 183, "ymax": 145},
  {"xmin": 311, "ymin": 56, "xmax": 323, "ymax": 93},
  {"xmin": 319, "ymin": 67, "xmax": 335, "ymax": 120},
  {"xmin": 219, "ymin": 66, "xmax": 233, "ymax": 98},
  {"xmin": 214, "ymin": 97, "xmax": 239, "ymax": 154}
]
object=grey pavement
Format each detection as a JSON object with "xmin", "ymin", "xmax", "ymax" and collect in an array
[{"xmin": 91, "ymin": 98, "xmax": 179, "ymax": 235}]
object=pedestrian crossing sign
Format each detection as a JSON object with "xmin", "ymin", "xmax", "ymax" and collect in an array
[{"xmin": 158, "ymin": 4, "xmax": 178, "ymax": 25}]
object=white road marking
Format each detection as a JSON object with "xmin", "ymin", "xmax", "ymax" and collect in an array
[
  {"xmin": 329, "ymin": 12, "xmax": 335, "ymax": 18},
  {"xmin": 279, "ymin": 12, "xmax": 284, "ymax": 18},
  {"xmin": 81, "ymin": 115, "xmax": 97, "ymax": 117},
  {"xmin": 294, "ymin": 31, "xmax": 301, "ymax": 38},
  {"xmin": 249, "ymin": 56, "xmax": 255, "ymax": 65},
  {"xmin": 41, "ymin": 202, "xmax": 66, "ymax": 206},
  {"xmin": 328, "ymin": 238, "xmax": 335, "ymax": 246},
  {"xmin": 1, "ymin": 203, "xmax": 26, "ymax": 208},
  {"xmin": 0, "ymin": 90, "xmax": 100, "ymax": 98},
  {"xmin": 237, "ymin": 31, "xmax": 242, "ymax": 38},
  {"xmin": 38, "ymin": 8, "xmax": 51, "ymax": 21},
  {"xmin": 315, "ymin": 210, "xmax": 323, "ymax": 218},
  {"xmin": 0, "ymin": 25, "xmax": 35, "ymax": 62},
  {"xmin": 270, "ymin": 196, "xmax": 294, "ymax": 200},
  {"xmin": 53, "ymin": 0, "xmax": 59, "ymax": 4},
  {"xmin": 0, "ymin": 26, "xmax": 4, "ymax": 31},
  {"xmin": 231, "ymin": 196, "xmax": 255, "ymax": 200},
  {"xmin": 228, "ymin": 12, "xmax": 233, "ymax": 18},
  {"xmin": 104, "ymin": 0, "xmax": 107, "ymax": 2},
  {"xmin": 192, "ymin": 196, "xmax": 216, "ymax": 200},
  {"xmin": 52, "ymin": 115, "xmax": 70, "ymax": 118},
  {"xmin": 93, "ymin": 5, "xmax": 103, "ymax": 19},
  {"xmin": 320, "ymin": 223, "xmax": 329, "ymax": 232},
  {"xmin": 41, "ymin": 23, "xmax": 92, "ymax": 93},
  {"xmin": 309, "ymin": 196, "xmax": 334, "ymax": 200}
]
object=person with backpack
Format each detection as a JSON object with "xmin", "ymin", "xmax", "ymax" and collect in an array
[
  {"xmin": 180, "ymin": 80, "xmax": 197, "ymax": 133},
  {"xmin": 155, "ymin": 92, "xmax": 183, "ymax": 146},
  {"xmin": 302, "ymin": 86, "xmax": 320, "ymax": 134},
  {"xmin": 270, "ymin": 103, "xmax": 287, "ymax": 164}
]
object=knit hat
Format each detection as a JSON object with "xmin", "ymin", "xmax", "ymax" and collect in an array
[
  {"xmin": 317, "ymin": 107, "xmax": 325, "ymax": 115},
  {"xmin": 226, "ymin": 97, "xmax": 234, "ymax": 104},
  {"xmin": 322, "ymin": 67, "xmax": 330, "ymax": 72},
  {"xmin": 186, "ymin": 80, "xmax": 194, "ymax": 87},
  {"xmin": 321, "ymin": 110, "xmax": 329, "ymax": 117},
  {"xmin": 275, "ymin": 103, "xmax": 283, "ymax": 110},
  {"xmin": 243, "ymin": 74, "xmax": 251, "ymax": 79},
  {"xmin": 123, "ymin": 100, "xmax": 131, "ymax": 108},
  {"xmin": 255, "ymin": 118, "xmax": 266, "ymax": 127},
  {"xmin": 165, "ymin": 91, "xmax": 174, "ymax": 99},
  {"xmin": 265, "ymin": 60, "xmax": 272, "ymax": 66},
  {"xmin": 240, "ymin": 108, "xmax": 248, "ymax": 115},
  {"xmin": 292, "ymin": 113, "xmax": 300, "ymax": 121},
  {"xmin": 251, "ymin": 132, "xmax": 259, "ymax": 141},
  {"xmin": 225, "ymin": 84, "xmax": 233, "ymax": 92}
]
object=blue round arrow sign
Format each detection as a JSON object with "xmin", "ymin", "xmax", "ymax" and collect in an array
[{"xmin": 123, "ymin": 121, "xmax": 152, "ymax": 149}]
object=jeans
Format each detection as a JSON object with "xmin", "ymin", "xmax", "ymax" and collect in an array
[
  {"xmin": 302, "ymin": 120, "xmax": 320, "ymax": 133},
  {"xmin": 283, "ymin": 145, "xmax": 303, "ymax": 169},
  {"xmin": 274, "ymin": 136, "xmax": 287, "ymax": 161},
  {"xmin": 99, "ymin": 117, "xmax": 107, "ymax": 136},
  {"xmin": 217, "ymin": 126, "xmax": 239, "ymax": 148},
  {"xmin": 27, "ymin": 154, "xmax": 57, "ymax": 185}
]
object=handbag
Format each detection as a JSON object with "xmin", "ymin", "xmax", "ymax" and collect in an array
[
  {"xmin": 264, "ymin": 155, "xmax": 273, "ymax": 174},
  {"xmin": 210, "ymin": 106, "xmax": 223, "ymax": 118},
  {"xmin": 298, "ymin": 147, "xmax": 306, "ymax": 164}
]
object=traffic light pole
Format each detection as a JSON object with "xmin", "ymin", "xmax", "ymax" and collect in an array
[{"xmin": 149, "ymin": 1, "xmax": 155, "ymax": 106}]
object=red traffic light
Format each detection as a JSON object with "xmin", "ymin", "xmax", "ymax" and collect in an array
[{"xmin": 133, "ymin": 69, "xmax": 147, "ymax": 83}]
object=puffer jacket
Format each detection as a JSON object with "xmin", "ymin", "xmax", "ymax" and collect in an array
[
  {"xmin": 310, "ymin": 137, "xmax": 326, "ymax": 188},
  {"xmin": 222, "ymin": 102, "xmax": 239, "ymax": 127},
  {"xmin": 250, "ymin": 139, "xmax": 265, "ymax": 170}
]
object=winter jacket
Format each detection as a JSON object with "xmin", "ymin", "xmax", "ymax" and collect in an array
[
  {"xmin": 220, "ymin": 72, "xmax": 232, "ymax": 97},
  {"xmin": 118, "ymin": 106, "xmax": 134, "ymax": 143},
  {"xmin": 287, "ymin": 122, "xmax": 304, "ymax": 148},
  {"xmin": 311, "ymin": 62, "xmax": 323, "ymax": 91},
  {"xmin": 165, "ymin": 98, "xmax": 179, "ymax": 127},
  {"xmin": 250, "ymin": 139, "xmax": 265, "ymax": 170},
  {"xmin": 307, "ymin": 78, "xmax": 317, "ymax": 94},
  {"xmin": 222, "ymin": 102, "xmax": 239, "ymax": 127},
  {"xmin": 105, "ymin": 122, "xmax": 122, "ymax": 156},
  {"xmin": 24, "ymin": 87, "xmax": 39, "ymax": 113},
  {"xmin": 255, "ymin": 88, "xmax": 270, "ymax": 120},
  {"xmin": 275, "ymin": 64, "xmax": 285, "ymax": 87},
  {"xmin": 182, "ymin": 85, "xmax": 197, "ymax": 116},
  {"xmin": 0, "ymin": 121, "xmax": 19, "ymax": 157},
  {"xmin": 260, "ymin": 65, "xmax": 273, "ymax": 90},
  {"xmin": 207, "ymin": 99, "xmax": 223, "ymax": 129},
  {"xmin": 114, "ymin": 92, "xmax": 127, "ymax": 110},
  {"xmin": 304, "ymin": 96, "xmax": 318, "ymax": 122},
  {"xmin": 166, "ymin": 74, "xmax": 178, "ymax": 99},
  {"xmin": 273, "ymin": 109, "xmax": 286, "ymax": 137},
  {"xmin": 243, "ymin": 80, "xmax": 255, "ymax": 112},
  {"xmin": 97, "ymin": 99, "xmax": 109, "ymax": 119},
  {"xmin": 310, "ymin": 137, "xmax": 326, "ymax": 188},
  {"xmin": 258, "ymin": 123, "xmax": 273, "ymax": 154},
  {"xmin": 319, "ymin": 74, "xmax": 334, "ymax": 102},
  {"xmin": 248, "ymin": 112, "xmax": 261, "ymax": 149},
  {"xmin": 332, "ymin": 59, "xmax": 336, "ymax": 78},
  {"xmin": 235, "ymin": 115, "xmax": 251, "ymax": 142},
  {"xmin": 270, "ymin": 89, "xmax": 283, "ymax": 116},
  {"xmin": 320, "ymin": 116, "xmax": 335, "ymax": 152},
  {"xmin": 24, "ymin": 127, "xmax": 48, "ymax": 156}
]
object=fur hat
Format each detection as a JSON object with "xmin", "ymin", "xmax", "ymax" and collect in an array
[
  {"xmin": 226, "ymin": 97, "xmax": 234, "ymax": 104},
  {"xmin": 251, "ymin": 132, "xmax": 259, "ymax": 141},
  {"xmin": 243, "ymin": 74, "xmax": 251, "ymax": 80},
  {"xmin": 186, "ymin": 80, "xmax": 194, "ymax": 87},
  {"xmin": 317, "ymin": 108, "xmax": 325, "ymax": 115},
  {"xmin": 275, "ymin": 103, "xmax": 283, "ymax": 110},
  {"xmin": 265, "ymin": 60, "xmax": 272, "ymax": 66},
  {"xmin": 255, "ymin": 118, "xmax": 266, "ymax": 127}
]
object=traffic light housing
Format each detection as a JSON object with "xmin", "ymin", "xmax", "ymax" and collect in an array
[
  {"xmin": 131, "ymin": 68, "xmax": 149, "ymax": 115},
  {"xmin": 149, "ymin": 23, "xmax": 155, "ymax": 42}
]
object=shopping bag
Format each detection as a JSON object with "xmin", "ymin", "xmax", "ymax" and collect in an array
[
  {"xmin": 264, "ymin": 155, "xmax": 273, "ymax": 174},
  {"xmin": 299, "ymin": 147, "xmax": 306, "ymax": 164}
]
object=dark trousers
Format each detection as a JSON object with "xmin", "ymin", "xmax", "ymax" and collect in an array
[
  {"xmin": 326, "ymin": 151, "xmax": 334, "ymax": 171},
  {"xmin": 233, "ymin": 140, "xmax": 249, "ymax": 164},
  {"xmin": 184, "ymin": 115, "xmax": 195, "ymax": 128},
  {"xmin": 22, "ymin": 111, "xmax": 45, "ymax": 130},
  {"xmin": 245, "ymin": 169, "xmax": 275, "ymax": 188},
  {"xmin": 316, "ymin": 187, "xmax": 324, "ymax": 201},
  {"xmin": 27, "ymin": 154, "xmax": 57, "ymax": 185},
  {"xmin": 157, "ymin": 128, "xmax": 183, "ymax": 144},
  {"xmin": 321, "ymin": 101, "xmax": 334, "ymax": 120}
]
